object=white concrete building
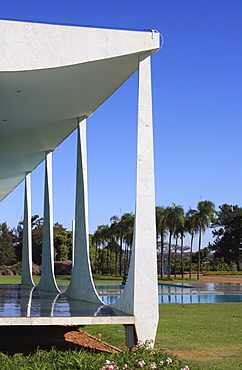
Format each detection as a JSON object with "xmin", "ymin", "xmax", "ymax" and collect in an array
[{"xmin": 0, "ymin": 19, "xmax": 160, "ymax": 346}]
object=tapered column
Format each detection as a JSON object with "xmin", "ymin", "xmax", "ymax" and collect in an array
[
  {"xmin": 114, "ymin": 55, "xmax": 158, "ymax": 346},
  {"xmin": 37, "ymin": 151, "xmax": 59, "ymax": 293},
  {"xmin": 72, "ymin": 219, "xmax": 75, "ymax": 267},
  {"xmin": 21, "ymin": 172, "xmax": 34, "ymax": 286},
  {"xmin": 65, "ymin": 118, "xmax": 102, "ymax": 304}
]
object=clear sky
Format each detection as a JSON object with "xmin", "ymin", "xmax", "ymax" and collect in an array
[{"xmin": 0, "ymin": 0, "xmax": 241, "ymax": 251}]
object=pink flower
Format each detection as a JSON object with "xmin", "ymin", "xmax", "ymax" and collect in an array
[
  {"xmin": 181, "ymin": 367, "xmax": 190, "ymax": 370},
  {"xmin": 166, "ymin": 358, "xmax": 172, "ymax": 364},
  {"xmin": 122, "ymin": 365, "xmax": 128, "ymax": 370},
  {"xmin": 150, "ymin": 362, "xmax": 157, "ymax": 369},
  {"xmin": 137, "ymin": 360, "xmax": 146, "ymax": 367},
  {"xmin": 158, "ymin": 360, "xmax": 164, "ymax": 368},
  {"xmin": 105, "ymin": 366, "xmax": 114, "ymax": 370},
  {"xmin": 105, "ymin": 360, "xmax": 111, "ymax": 365}
]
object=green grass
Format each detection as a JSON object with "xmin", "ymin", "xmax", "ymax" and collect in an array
[
  {"xmin": 158, "ymin": 276, "xmax": 198, "ymax": 283},
  {"xmin": 0, "ymin": 276, "xmax": 22, "ymax": 284},
  {"xmin": 83, "ymin": 303, "xmax": 242, "ymax": 370},
  {"xmin": 0, "ymin": 274, "xmax": 197, "ymax": 285},
  {"xmin": 92, "ymin": 274, "xmax": 123, "ymax": 283},
  {"xmin": 0, "ymin": 274, "xmax": 124, "ymax": 285},
  {"xmin": 157, "ymin": 303, "xmax": 242, "ymax": 369}
]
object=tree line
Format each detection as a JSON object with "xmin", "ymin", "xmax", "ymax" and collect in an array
[{"xmin": 0, "ymin": 201, "xmax": 241, "ymax": 276}]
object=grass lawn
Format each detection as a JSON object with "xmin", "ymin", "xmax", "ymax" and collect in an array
[
  {"xmin": 83, "ymin": 303, "xmax": 242, "ymax": 370},
  {"xmin": 0, "ymin": 274, "xmax": 196, "ymax": 284},
  {"xmin": 0, "ymin": 274, "xmax": 125, "ymax": 285}
]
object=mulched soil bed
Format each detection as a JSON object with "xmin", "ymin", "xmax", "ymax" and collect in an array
[
  {"xmin": 198, "ymin": 275, "xmax": 242, "ymax": 284},
  {"xmin": 0, "ymin": 326, "xmax": 121, "ymax": 355},
  {"xmin": 176, "ymin": 275, "xmax": 242, "ymax": 284}
]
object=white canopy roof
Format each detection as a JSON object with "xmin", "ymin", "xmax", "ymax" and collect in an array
[{"xmin": 0, "ymin": 20, "xmax": 160, "ymax": 201}]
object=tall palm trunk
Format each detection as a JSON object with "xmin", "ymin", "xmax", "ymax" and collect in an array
[
  {"xmin": 119, "ymin": 236, "xmax": 123, "ymax": 275},
  {"xmin": 124, "ymin": 242, "xmax": 128, "ymax": 275},
  {"xmin": 95, "ymin": 241, "xmax": 98, "ymax": 274},
  {"xmin": 197, "ymin": 225, "xmax": 202, "ymax": 280},
  {"xmin": 109, "ymin": 250, "xmax": 112, "ymax": 275},
  {"xmin": 160, "ymin": 234, "xmax": 164, "ymax": 279},
  {"xmin": 156, "ymin": 234, "xmax": 160, "ymax": 276},
  {"xmin": 174, "ymin": 236, "xmax": 178, "ymax": 277},
  {"xmin": 101, "ymin": 250, "xmax": 104, "ymax": 275},
  {"xmin": 189, "ymin": 233, "xmax": 194, "ymax": 279},
  {"xmin": 180, "ymin": 235, "xmax": 184, "ymax": 278},
  {"xmin": 115, "ymin": 250, "xmax": 118, "ymax": 275},
  {"xmin": 168, "ymin": 231, "xmax": 172, "ymax": 279}
]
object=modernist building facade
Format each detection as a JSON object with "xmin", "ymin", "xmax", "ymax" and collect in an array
[{"xmin": 0, "ymin": 19, "xmax": 160, "ymax": 346}]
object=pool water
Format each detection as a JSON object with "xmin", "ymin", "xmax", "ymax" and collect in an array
[
  {"xmin": 99, "ymin": 293, "xmax": 242, "ymax": 305},
  {"xmin": 0, "ymin": 282, "xmax": 241, "ymax": 318},
  {"xmin": 95, "ymin": 282, "xmax": 242, "ymax": 305}
]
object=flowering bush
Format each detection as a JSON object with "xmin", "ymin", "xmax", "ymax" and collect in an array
[
  {"xmin": 136, "ymin": 339, "xmax": 155, "ymax": 350},
  {"xmin": 100, "ymin": 351, "xmax": 190, "ymax": 370},
  {"xmin": 0, "ymin": 347, "xmax": 190, "ymax": 370},
  {"xmin": 137, "ymin": 360, "xmax": 146, "ymax": 367}
]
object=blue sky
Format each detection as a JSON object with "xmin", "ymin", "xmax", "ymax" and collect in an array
[{"xmin": 0, "ymin": 0, "xmax": 242, "ymax": 250}]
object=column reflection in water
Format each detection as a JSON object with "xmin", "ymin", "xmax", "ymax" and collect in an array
[
  {"xmin": 37, "ymin": 290, "xmax": 61, "ymax": 317},
  {"xmin": 0, "ymin": 285, "xmax": 124, "ymax": 318},
  {"xmin": 20, "ymin": 285, "xmax": 35, "ymax": 317},
  {"xmin": 66, "ymin": 296, "xmax": 118, "ymax": 317}
]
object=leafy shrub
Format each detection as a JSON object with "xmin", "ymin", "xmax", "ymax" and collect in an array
[{"xmin": 0, "ymin": 348, "xmax": 190, "ymax": 370}]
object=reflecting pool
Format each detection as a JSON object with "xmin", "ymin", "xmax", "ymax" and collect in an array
[
  {"xmin": 0, "ymin": 282, "xmax": 241, "ymax": 318},
  {"xmin": 96, "ymin": 282, "xmax": 242, "ymax": 305}
]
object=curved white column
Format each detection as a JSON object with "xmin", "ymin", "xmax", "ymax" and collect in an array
[
  {"xmin": 72, "ymin": 219, "xmax": 75, "ymax": 267},
  {"xmin": 21, "ymin": 172, "xmax": 35, "ymax": 286},
  {"xmin": 37, "ymin": 151, "xmax": 60, "ymax": 293},
  {"xmin": 113, "ymin": 55, "xmax": 158, "ymax": 346},
  {"xmin": 65, "ymin": 118, "xmax": 102, "ymax": 304}
]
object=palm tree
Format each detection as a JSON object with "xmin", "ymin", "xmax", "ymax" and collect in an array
[
  {"xmin": 119, "ymin": 213, "xmax": 134, "ymax": 276},
  {"xmin": 155, "ymin": 206, "xmax": 167, "ymax": 278},
  {"xmin": 93, "ymin": 224, "xmax": 109, "ymax": 274},
  {"xmin": 109, "ymin": 216, "xmax": 122, "ymax": 275},
  {"xmin": 174, "ymin": 223, "xmax": 186, "ymax": 278},
  {"xmin": 179, "ymin": 224, "xmax": 186, "ymax": 278},
  {"xmin": 173, "ymin": 228, "xmax": 179, "ymax": 277},
  {"xmin": 195, "ymin": 200, "xmax": 216, "ymax": 280},
  {"xmin": 164, "ymin": 204, "xmax": 184, "ymax": 278},
  {"xmin": 185, "ymin": 208, "xmax": 199, "ymax": 278}
]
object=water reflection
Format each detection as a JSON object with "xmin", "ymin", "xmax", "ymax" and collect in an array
[
  {"xmin": 99, "ymin": 282, "xmax": 242, "ymax": 305},
  {"xmin": 0, "ymin": 283, "xmax": 241, "ymax": 317},
  {"xmin": 20, "ymin": 285, "xmax": 35, "ymax": 316},
  {"xmin": 99, "ymin": 293, "xmax": 242, "ymax": 305},
  {"xmin": 159, "ymin": 294, "xmax": 242, "ymax": 304},
  {"xmin": 0, "ymin": 284, "xmax": 126, "ymax": 318}
]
